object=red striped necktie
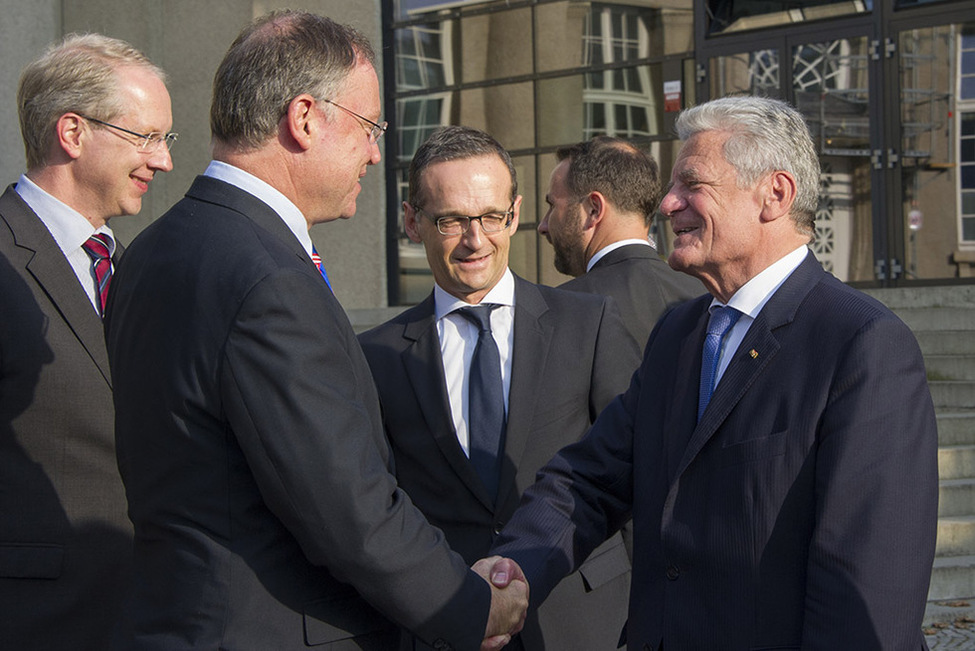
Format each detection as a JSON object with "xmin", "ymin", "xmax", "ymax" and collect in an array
[
  {"xmin": 311, "ymin": 246, "xmax": 331, "ymax": 289},
  {"xmin": 82, "ymin": 233, "xmax": 113, "ymax": 317}
]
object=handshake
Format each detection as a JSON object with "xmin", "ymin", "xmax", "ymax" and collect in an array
[{"xmin": 472, "ymin": 556, "xmax": 530, "ymax": 650}]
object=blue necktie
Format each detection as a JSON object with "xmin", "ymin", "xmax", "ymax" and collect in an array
[
  {"xmin": 456, "ymin": 304, "xmax": 506, "ymax": 500},
  {"xmin": 698, "ymin": 306, "xmax": 741, "ymax": 422},
  {"xmin": 310, "ymin": 246, "xmax": 331, "ymax": 289}
]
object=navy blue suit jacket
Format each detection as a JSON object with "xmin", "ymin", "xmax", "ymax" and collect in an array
[
  {"xmin": 106, "ymin": 176, "xmax": 489, "ymax": 650},
  {"xmin": 493, "ymin": 252, "xmax": 939, "ymax": 650}
]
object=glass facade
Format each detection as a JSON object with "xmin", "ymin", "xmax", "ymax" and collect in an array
[{"xmin": 384, "ymin": 0, "xmax": 975, "ymax": 303}]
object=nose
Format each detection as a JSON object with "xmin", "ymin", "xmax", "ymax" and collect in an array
[
  {"xmin": 462, "ymin": 218, "xmax": 485, "ymax": 248},
  {"xmin": 148, "ymin": 146, "xmax": 174, "ymax": 173},
  {"xmin": 368, "ymin": 139, "xmax": 382, "ymax": 165},
  {"xmin": 537, "ymin": 211, "xmax": 550, "ymax": 236},
  {"xmin": 659, "ymin": 188, "xmax": 682, "ymax": 217}
]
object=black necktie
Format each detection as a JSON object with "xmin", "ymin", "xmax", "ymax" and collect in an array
[{"xmin": 456, "ymin": 304, "xmax": 506, "ymax": 500}]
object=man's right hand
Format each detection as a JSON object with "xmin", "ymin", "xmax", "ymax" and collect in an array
[{"xmin": 472, "ymin": 556, "xmax": 529, "ymax": 650}]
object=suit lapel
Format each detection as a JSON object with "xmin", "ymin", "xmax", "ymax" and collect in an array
[
  {"xmin": 401, "ymin": 295, "xmax": 497, "ymax": 509},
  {"xmin": 499, "ymin": 277, "xmax": 552, "ymax": 509},
  {"xmin": 1, "ymin": 186, "xmax": 112, "ymax": 387},
  {"xmin": 671, "ymin": 253, "xmax": 824, "ymax": 480}
]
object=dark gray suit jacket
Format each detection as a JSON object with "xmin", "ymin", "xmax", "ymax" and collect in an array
[
  {"xmin": 494, "ymin": 253, "xmax": 939, "ymax": 650},
  {"xmin": 106, "ymin": 176, "xmax": 490, "ymax": 650},
  {"xmin": 358, "ymin": 277, "xmax": 641, "ymax": 650},
  {"xmin": 0, "ymin": 184, "xmax": 133, "ymax": 650},
  {"xmin": 559, "ymin": 244, "xmax": 702, "ymax": 348}
]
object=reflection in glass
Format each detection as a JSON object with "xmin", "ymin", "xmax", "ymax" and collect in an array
[
  {"xmin": 899, "ymin": 25, "xmax": 972, "ymax": 279},
  {"xmin": 537, "ymin": 65, "xmax": 662, "ymax": 147},
  {"xmin": 396, "ymin": 23, "xmax": 452, "ymax": 92},
  {"xmin": 707, "ymin": 0, "xmax": 872, "ymax": 35}
]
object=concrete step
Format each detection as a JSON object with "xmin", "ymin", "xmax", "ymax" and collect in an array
[
  {"xmin": 930, "ymin": 381, "xmax": 975, "ymax": 410},
  {"xmin": 939, "ymin": 479, "xmax": 975, "ymax": 517},
  {"xmin": 894, "ymin": 307, "xmax": 975, "ymax": 332},
  {"xmin": 928, "ymin": 356, "xmax": 975, "ymax": 381},
  {"xmin": 930, "ymin": 555, "xmax": 975, "ymax": 602},
  {"xmin": 939, "ymin": 411, "xmax": 975, "ymax": 446},
  {"xmin": 917, "ymin": 331, "xmax": 975, "ymax": 357},
  {"xmin": 863, "ymin": 286, "xmax": 975, "ymax": 310},
  {"xmin": 940, "ymin": 446, "xmax": 975, "ymax": 480},
  {"xmin": 938, "ymin": 516, "xmax": 975, "ymax": 557}
]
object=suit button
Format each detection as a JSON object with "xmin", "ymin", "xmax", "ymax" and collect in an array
[
  {"xmin": 433, "ymin": 639, "xmax": 451, "ymax": 650},
  {"xmin": 494, "ymin": 522, "xmax": 504, "ymax": 535},
  {"xmin": 666, "ymin": 564, "xmax": 680, "ymax": 580}
]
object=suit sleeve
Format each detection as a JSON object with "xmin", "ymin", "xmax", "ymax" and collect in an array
[
  {"xmin": 220, "ymin": 269, "xmax": 489, "ymax": 650},
  {"xmin": 802, "ymin": 314, "xmax": 938, "ymax": 649}
]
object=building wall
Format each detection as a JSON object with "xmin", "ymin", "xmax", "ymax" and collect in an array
[{"xmin": 0, "ymin": 0, "xmax": 389, "ymax": 309}]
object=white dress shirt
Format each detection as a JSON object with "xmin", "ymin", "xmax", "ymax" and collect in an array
[
  {"xmin": 204, "ymin": 160, "xmax": 314, "ymax": 259},
  {"xmin": 15, "ymin": 174, "xmax": 115, "ymax": 315},
  {"xmin": 585, "ymin": 238, "xmax": 655, "ymax": 272},
  {"xmin": 709, "ymin": 245, "xmax": 810, "ymax": 386},
  {"xmin": 434, "ymin": 269, "xmax": 516, "ymax": 457}
]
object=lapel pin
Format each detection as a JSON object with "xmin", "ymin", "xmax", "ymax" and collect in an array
[{"xmin": 749, "ymin": 349, "xmax": 759, "ymax": 359}]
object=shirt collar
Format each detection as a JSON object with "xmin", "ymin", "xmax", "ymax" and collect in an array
[
  {"xmin": 15, "ymin": 174, "xmax": 114, "ymax": 254},
  {"xmin": 711, "ymin": 245, "xmax": 809, "ymax": 317},
  {"xmin": 586, "ymin": 238, "xmax": 654, "ymax": 272},
  {"xmin": 434, "ymin": 268, "xmax": 515, "ymax": 320},
  {"xmin": 204, "ymin": 160, "xmax": 314, "ymax": 257}
]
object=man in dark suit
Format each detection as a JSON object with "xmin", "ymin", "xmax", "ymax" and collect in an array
[
  {"xmin": 359, "ymin": 126, "xmax": 640, "ymax": 650},
  {"xmin": 106, "ymin": 12, "xmax": 525, "ymax": 651},
  {"xmin": 492, "ymin": 96, "xmax": 939, "ymax": 650},
  {"xmin": 0, "ymin": 34, "xmax": 174, "ymax": 650},
  {"xmin": 539, "ymin": 136, "xmax": 702, "ymax": 346}
]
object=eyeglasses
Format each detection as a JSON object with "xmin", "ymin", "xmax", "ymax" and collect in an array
[
  {"xmin": 415, "ymin": 203, "xmax": 515, "ymax": 236},
  {"xmin": 322, "ymin": 99, "xmax": 387, "ymax": 144},
  {"xmin": 79, "ymin": 115, "xmax": 177, "ymax": 152}
]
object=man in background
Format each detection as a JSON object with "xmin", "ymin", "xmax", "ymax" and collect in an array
[
  {"xmin": 0, "ymin": 34, "xmax": 174, "ymax": 649},
  {"xmin": 493, "ymin": 96, "xmax": 938, "ymax": 650},
  {"xmin": 106, "ymin": 12, "xmax": 525, "ymax": 651},
  {"xmin": 360, "ymin": 126, "xmax": 639, "ymax": 650},
  {"xmin": 539, "ymin": 136, "xmax": 701, "ymax": 346}
]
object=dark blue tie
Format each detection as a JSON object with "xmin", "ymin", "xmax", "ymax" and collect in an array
[
  {"xmin": 698, "ymin": 306, "xmax": 741, "ymax": 422},
  {"xmin": 456, "ymin": 304, "xmax": 506, "ymax": 500},
  {"xmin": 311, "ymin": 246, "xmax": 331, "ymax": 289}
]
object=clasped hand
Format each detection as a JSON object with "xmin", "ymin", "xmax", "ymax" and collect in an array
[{"xmin": 472, "ymin": 555, "xmax": 529, "ymax": 651}]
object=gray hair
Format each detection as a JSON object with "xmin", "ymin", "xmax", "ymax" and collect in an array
[
  {"xmin": 557, "ymin": 136, "xmax": 660, "ymax": 227},
  {"xmin": 210, "ymin": 10, "xmax": 375, "ymax": 150},
  {"xmin": 408, "ymin": 125, "xmax": 517, "ymax": 208},
  {"xmin": 675, "ymin": 96, "xmax": 819, "ymax": 236},
  {"xmin": 17, "ymin": 33, "xmax": 165, "ymax": 170}
]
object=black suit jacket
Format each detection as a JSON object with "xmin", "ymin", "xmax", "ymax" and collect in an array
[
  {"xmin": 358, "ymin": 277, "xmax": 641, "ymax": 650},
  {"xmin": 493, "ymin": 253, "xmax": 939, "ymax": 650},
  {"xmin": 0, "ymin": 184, "xmax": 132, "ymax": 650},
  {"xmin": 559, "ymin": 244, "xmax": 702, "ymax": 348},
  {"xmin": 106, "ymin": 176, "xmax": 489, "ymax": 651}
]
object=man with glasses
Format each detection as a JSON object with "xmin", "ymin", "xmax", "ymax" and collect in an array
[
  {"xmin": 106, "ymin": 12, "xmax": 527, "ymax": 651},
  {"xmin": 0, "ymin": 34, "xmax": 173, "ymax": 649},
  {"xmin": 359, "ymin": 126, "xmax": 639, "ymax": 650}
]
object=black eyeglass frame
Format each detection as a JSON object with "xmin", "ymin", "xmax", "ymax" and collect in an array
[
  {"xmin": 322, "ymin": 99, "xmax": 388, "ymax": 144},
  {"xmin": 414, "ymin": 202, "xmax": 516, "ymax": 236},
  {"xmin": 78, "ymin": 114, "xmax": 178, "ymax": 152}
]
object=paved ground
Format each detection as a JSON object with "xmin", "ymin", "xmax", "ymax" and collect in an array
[{"xmin": 925, "ymin": 601, "xmax": 975, "ymax": 650}]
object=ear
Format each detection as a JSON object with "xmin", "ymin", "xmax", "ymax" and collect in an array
[
  {"xmin": 55, "ymin": 113, "xmax": 86, "ymax": 160},
  {"xmin": 286, "ymin": 94, "xmax": 317, "ymax": 151},
  {"xmin": 508, "ymin": 195, "xmax": 523, "ymax": 236},
  {"xmin": 403, "ymin": 201, "xmax": 423, "ymax": 243},
  {"xmin": 582, "ymin": 191, "xmax": 607, "ymax": 230},
  {"xmin": 760, "ymin": 170, "xmax": 797, "ymax": 223}
]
